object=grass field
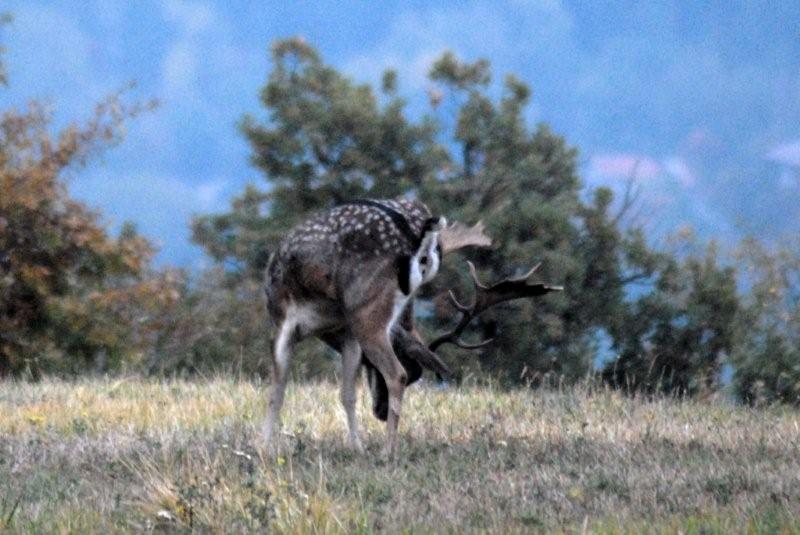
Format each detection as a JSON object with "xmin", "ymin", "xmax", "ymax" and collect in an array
[{"xmin": 1, "ymin": 378, "xmax": 799, "ymax": 533}]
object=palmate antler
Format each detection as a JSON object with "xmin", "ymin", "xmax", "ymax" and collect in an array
[
  {"xmin": 429, "ymin": 261, "xmax": 564, "ymax": 352},
  {"xmin": 438, "ymin": 221, "xmax": 492, "ymax": 255}
]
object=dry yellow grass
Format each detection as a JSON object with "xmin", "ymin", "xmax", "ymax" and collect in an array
[{"xmin": 1, "ymin": 377, "xmax": 799, "ymax": 533}]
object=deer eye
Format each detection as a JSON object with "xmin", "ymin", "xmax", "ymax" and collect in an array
[{"xmin": 420, "ymin": 256, "xmax": 428, "ymax": 265}]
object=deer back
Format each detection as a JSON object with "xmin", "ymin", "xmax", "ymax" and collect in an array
[{"xmin": 264, "ymin": 198, "xmax": 439, "ymax": 325}]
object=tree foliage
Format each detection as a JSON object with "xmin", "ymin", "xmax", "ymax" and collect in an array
[
  {"xmin": 731, "ymin": 238, "xmax": 800, "ymax": 404},
  {"xmin": 0, "ymin": 71, "xmax": 177, "ymax": 375},
  {"xmin": 0, "ymin": 12, "xmax": 11, "ymax": 88},
  {"xmin": 602, "ymin": 235, "xmax": 739, "ymax": 395},
  {"xmin": 420, "ymin": 55, "xmax": 661, "ymax": 385}
]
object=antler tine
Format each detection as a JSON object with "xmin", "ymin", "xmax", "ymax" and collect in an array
[
  {"xmin": 452, "ymin": 337, "xmax": 495, "ymax": 350},
  {"xmin": 447, "ymin": 289, "xmax": 473, "ymax": 313},
  {"xmin": 466, "ymin": 261, "xmax": 489, "ymax": 290},
  {"xmin": 516, "ymin": 262, "xmax": 542, "ymax": 281}
]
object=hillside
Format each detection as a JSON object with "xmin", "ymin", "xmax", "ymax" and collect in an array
[{"xmin": 1, "ymin": 379, "xmax": 799, "ymax": 533}]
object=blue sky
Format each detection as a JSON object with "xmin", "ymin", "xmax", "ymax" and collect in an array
[{"xmin": 3, "ymin": 0, "xmax": 800, "ymax": 266}]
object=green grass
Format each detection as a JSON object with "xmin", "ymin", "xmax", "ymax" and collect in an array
[{"xmin": 1, "ymin": 378, "xmax": 799, "ymax": 533}]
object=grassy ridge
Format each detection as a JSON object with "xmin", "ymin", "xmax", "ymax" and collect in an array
[{"xmin": 1, "ymin": 378, "xmax": 799, "ymax": 533}]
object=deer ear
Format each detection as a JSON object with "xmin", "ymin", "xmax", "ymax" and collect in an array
[{"xmin": 395, "ymin": 255, "xmax": 411, "ymax": 295}]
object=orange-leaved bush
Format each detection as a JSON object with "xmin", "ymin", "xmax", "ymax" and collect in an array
[{"xmin": 0, "ymin": 90, "xmax": 179, "ymax": 376}]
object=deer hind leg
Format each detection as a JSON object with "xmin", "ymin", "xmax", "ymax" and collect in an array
[
  {"xmin": 339, "ymin": 335, "xmax": 365, "ymax": 452},
  {"xmin": 363, "ymin": 337, "xmax": 423, "ymax": 423},
  {"xmin": 261, "ymin": 316, "xmax": 296, "ymax": 447},
  {"xmin": 350, "ymin": 316, "xmax": 408, "ymax": 460}
]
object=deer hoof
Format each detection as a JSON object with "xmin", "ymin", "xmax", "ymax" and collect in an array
[
  {"xmin": 347, "ymin": 435, "xmax": 365, "ymax": 454},
  {"xmin": 379, "ymin": 444, "xmax": 396, "ymax": 461},
  {"xmin": 259, "ymin": 427, "xmax": 290, "ymax": 457}
]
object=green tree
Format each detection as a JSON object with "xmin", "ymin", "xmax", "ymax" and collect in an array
[
  {"xmin": 731, "ymin": 237, "xmax": 800, "ymax": 404},
  {"xmin": 144, "ymin": 268, "xmax": 270, "ymax": 377},
  {"xmin": 419, "ymin": 53, "xmax": 660, "ymax": 384},
  {"xmin": 0, "ymin": 12, "xmax": 11, "ymax": 87},
  {"xmin": 602, "ymin": 233, "xmax": 739, "ymax": 396}
]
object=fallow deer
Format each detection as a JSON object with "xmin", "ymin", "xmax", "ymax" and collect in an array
[{"xmin": 262, "ymin": 197, "xmax": 560, "ymax": 458}]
